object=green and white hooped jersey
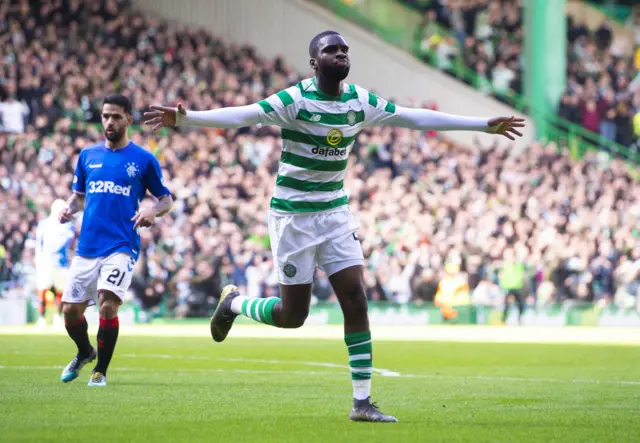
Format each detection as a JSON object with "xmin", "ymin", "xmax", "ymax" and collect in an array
[{"xmin": 257, "ymin": 77, "xmax": 397, "ymax": 214}]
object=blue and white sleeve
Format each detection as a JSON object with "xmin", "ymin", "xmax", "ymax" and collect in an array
[
  {"xmin": 144, "ymin": 155, "xmax": 171, "ymax": 198},
  {"xmin": 72, "ymin": 152, "xmax": 86, "ymax": 194}
]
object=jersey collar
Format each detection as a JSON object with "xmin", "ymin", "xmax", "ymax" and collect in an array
[
  {"xmin": 101, "ymin": 140, "xmax": 134, "ymax": 153},
  {"xmin": 311, "ymin": 77, "xmax": 346, "ymax": 101}
]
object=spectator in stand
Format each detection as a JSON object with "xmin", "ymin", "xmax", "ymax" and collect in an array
[
  {"xmin": 406, "ymin": 0, "xmax": 639, "ymax": 150},
  {"xmin": 581, "ymin": 99, "xmax": 601, "ymax": 134},
  {"xmin": 0, "ymin": 86, "xmax": 30, "ymax": 133},
  {"xmin": 562, "ymin": 14, "xmax": 638, "ymax": 143},
  {"xmin": 412, "ymin": 0, "xmax": 524, "ymax": 102}
]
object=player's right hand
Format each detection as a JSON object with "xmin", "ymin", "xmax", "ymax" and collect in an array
[
  {"xmin": 58, "ymin": 205, "xmax": 73, "ymax": 224},
  {"xmin": 143, "ymin": 103, "xmax": 187, "ymax": 131}
]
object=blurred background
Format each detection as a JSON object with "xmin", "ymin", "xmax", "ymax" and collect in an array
[{"xmin": 1, "ymin": 0, "xmax": 640, "ymax": 327}]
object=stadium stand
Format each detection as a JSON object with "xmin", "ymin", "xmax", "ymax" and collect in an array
[
  {"xmin": 406, "ymin": 0, "xmax": 640, "ymax": 151},
  {"xmin": 1, "ymin": 0, "xmax": 639, "ymax": 319},
  {"xmin": 408, "ymin": 1, "xmax": 524, "ymax": 100}
]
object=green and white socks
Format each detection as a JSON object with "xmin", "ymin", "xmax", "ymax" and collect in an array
[
  {"xmin": 231, "ymin": 296, "xmax": 280, "ymax": 326},
  {"xmin": 345, "ymin": 331, "xmax": 373, "ymax": 400},
  {"xmin": 230, "ymin": 296, "xmax": 373, "ymax": 400}
]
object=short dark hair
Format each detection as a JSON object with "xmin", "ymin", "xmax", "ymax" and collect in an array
[
  {"xmin": 103, "ymin": 94, "xmax": 132, "ymax": 115},
  {"xmin": 309, "ymin": 30, "xmax": 341, "ymax": 57}
]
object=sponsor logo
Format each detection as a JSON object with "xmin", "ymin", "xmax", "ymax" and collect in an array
[
  {"xmin": 89, "ymin": 163, "xmax": 103, "ymax": 169},
  {"xmin": 283, "ymin": 263, "xmax": 297, "ymax": 278},
  {"xmin": 346, "ymin": 110, "xmax": 357, "ymax": 126},
  {"xmin": 311, "ymin": 146, "xmax": 346, "ymax": 157},
  {"xmin": 310, "ymin": 114, "xmax": 322, "ymax": 122},
  {"xmin": 88, "ymin": 180, "xmax": 131, "ymax": 196},
  {"xmin": 125, "ymin": 162, "xmax": 139, "ymax": 178},
  {"xmin": 326, "ymin": 128, "xmax": 343, "ymax": 146}
]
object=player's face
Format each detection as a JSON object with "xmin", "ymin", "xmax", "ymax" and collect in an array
[
  {"xmin": 313, "ymin": 34, "xmax": 350, "ymax": 81},
  {"xmin": 101, "ymin": 104, "xmax": 132, "ymax": 142}
]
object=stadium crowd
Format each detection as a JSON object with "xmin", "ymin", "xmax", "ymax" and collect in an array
[
  {"xmin": 407, "ymin": 0, "xmax": 640, "ymax": 148},
  {"xmin": 409, "ymin": 0, "xmax": 525, "ymax": 98},
  {"xmin": 1, "ymin": 0, "xmax": 640, "ymax": 318}
]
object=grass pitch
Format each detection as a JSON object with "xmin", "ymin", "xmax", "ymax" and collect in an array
[{"xmin": 0, "ymin": 326, "xmax": 639, "ymax": 442}]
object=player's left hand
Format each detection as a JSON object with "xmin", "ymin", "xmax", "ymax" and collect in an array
[
  {"xmin": 131, "ymin": 208, "xmax": 156, "ymax": 229},
  {"xmin": 486, "ymin": 116, "xmax": 526, "ymax": 140}
]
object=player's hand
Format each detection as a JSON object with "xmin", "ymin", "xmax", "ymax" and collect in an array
[
  {"xmin": 58, "ymin": 205, "xmax": 73, "ymax": 224},
  {"xmin": 486, "ymin": 116, "xmax": 526, "ymax": 140},
  {"xmin": 131, "ymin": 207, "xmax": 156, "ymax": 229},
  {"xmin": 143, "ymin": 103, "xmax": 187, "ymax": 131}
]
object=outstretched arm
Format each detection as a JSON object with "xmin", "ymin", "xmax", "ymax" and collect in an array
[
  {"xmin": 146, "ymin": 87, "xmax": 299, "ymax": 130},
  {"xmin": 144, "ymin": 103, "xmax": 264, "ymax": 130},
  {"xmin": 390, "ymin": 107, "xmax": 489, "ymax": 131},
  {"xmin": 387, "ymin": 107, "xmax": 525, "ymax": 140}
]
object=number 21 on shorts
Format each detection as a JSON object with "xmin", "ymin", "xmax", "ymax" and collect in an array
[
  {"xmin": 104, "ymin": 255, "xmax": 135, "ymax": 288},
  {"xmin": 106, "ymin": 268, "xmax": 126, "ymax": 286}
]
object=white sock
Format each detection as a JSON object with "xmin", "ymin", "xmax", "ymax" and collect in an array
[
  {"xmin": 230, "ymin": 295, "xmax": 249, "ymax": 315},
  {"xmin": 353, "ymin": 380, "xmax": 371, "ymax": 400}
]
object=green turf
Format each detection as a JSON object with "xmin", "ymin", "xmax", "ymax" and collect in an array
[{"xmin": 0, "ymin": 333, "xmax": 639, "ymax": 442}]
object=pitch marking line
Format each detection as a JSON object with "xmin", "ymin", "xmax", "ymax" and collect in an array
[
  {"xmin": 0, "ymin": 365, "xmax": 346, "ymax": 377},
  {"xmin": 221, "ymin": 357, "xmax": 401, "ymax": 377},
  {"xmin": 221, "ymin": 358, "xmax": 640, "ymax": 386},
  {"xmin": 120, "ymin": 353, "xmax": 210, "ymax": 360},
  {"xmin": 2, "ymin": 357, "xmax": 639, "ymax": 386}
]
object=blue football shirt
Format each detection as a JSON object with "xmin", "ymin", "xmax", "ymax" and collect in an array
[{"xmin": 72, "ymin": 141, "xmax": 171, "ymax": 260}]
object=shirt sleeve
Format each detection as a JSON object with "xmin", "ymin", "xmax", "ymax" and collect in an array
[
  {"xmin": 144, "ymin": 155, "xmax": 172, "ymax": 198},
  {"xmin": 382, "ymin": 106, "xmax": 489, "ymax": 131},
  {"xmin": 362, "ymin": 90, "xmax": 398, "ymax": 127},
  {"xmin": 177, "ymin": 86, "xmax": 299, "ymax": 129},
  {"xmin": 363, "ymin": 90, "xmax": 489, "ymax": 131},
  {"xmin": 255, "ymin": 86, "xmax": 299, "ymax": 127},
  {"xmin": 179, "ymin": 104, "xmax": 263, "ymax": 128},
  {"xmin": 72, "ymin": 152, "xmax": 86, "ymax": 194}
]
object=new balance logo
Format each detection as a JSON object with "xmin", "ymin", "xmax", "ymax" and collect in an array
[
  {"xmin": 88, "ymin": 180, "xmax": 131, "ymax": 196},
  {"xmin": 89, "ymin": 163, "xmax": 103, "ymax": 169}
]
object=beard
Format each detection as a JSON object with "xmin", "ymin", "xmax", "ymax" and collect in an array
[
  {"xmin": 104, "ymin": 128, "xmax": 125, "ymax": 142},
  {"xmin": 323, "ymin": 64, "xmax": 350, "ymax": 81}
]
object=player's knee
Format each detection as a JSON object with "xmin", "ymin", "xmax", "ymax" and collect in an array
[
  {"xmin": 281, "ymin": 313, "xmax": 307, "ymax": 329},
  {"xmin": 98, "ymin": 291, "xmax": 120, "ymax": 319},
  {"xmin": 280, "ymin": 307, "xmax": 308, "ymax": 329},
  {"xmin": 62, "ymin": 303, "xmax": 82, "ymax": 322},
  {"xmin": 99, "ymin": 300, "xmax": 119, "ymax": 319},
  {"xmin": 340, "ymin": 284, "xmax": 368, "ymax": 315}
]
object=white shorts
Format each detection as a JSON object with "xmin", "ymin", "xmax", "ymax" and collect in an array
[
  {"xmin": 268, "ymin": 208, "xmax": 364, "ymax": 285},
  {"xmin": 62, "ymin": 253, "xmax": 136, "ymax": 306},
  {"xmin": 36, "ymin": 265, "xmax": 67, "ymax": 292}
]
